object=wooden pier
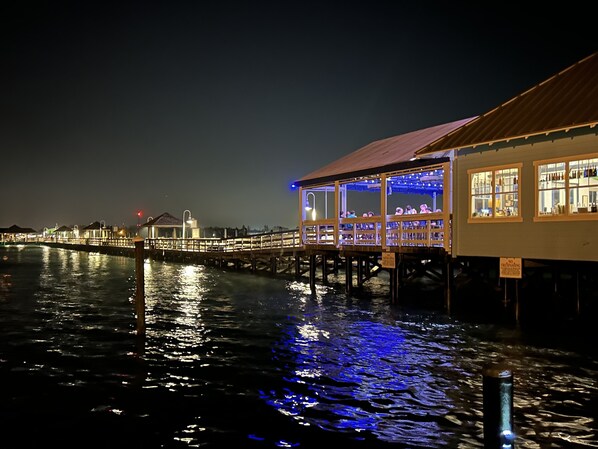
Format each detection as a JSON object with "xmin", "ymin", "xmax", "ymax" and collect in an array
[
  {"xmin": 6, "ymin": 224, "xmax": 591, "ymax": 322},
  {"xmin": 38, "ymin": 229, "xmax": 454, "ymax": 309}
]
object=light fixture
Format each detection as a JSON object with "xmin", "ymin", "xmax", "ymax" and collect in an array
[
  {"xmin": 305, "ymin": 192, "xmax": 316, "ymax": 220},
  {"xmin": 182, "ymin": 209, "xmax": 192, "ymax": 239}
]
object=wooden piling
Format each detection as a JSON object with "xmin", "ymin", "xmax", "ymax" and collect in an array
[
  {"xmin": 133, "ymin": 237, "xmax": 146, "ymax": 336},
  {"xmin": 345, "ymin": 255, "xmax": 353, "ymax": 294},
  {"xmin": 483, "ymin": 364, "xmax": 515, "ymax": 449},
  {"xmin": 309, "ymin": 254, "xmax": 316, "ymax": 293}
]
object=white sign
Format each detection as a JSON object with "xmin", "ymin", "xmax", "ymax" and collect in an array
[{"xmin": 499, "ymin": 257, "xmax": 522, "ymax": 279}]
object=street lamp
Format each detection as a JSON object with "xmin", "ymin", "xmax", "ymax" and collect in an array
[
  {"xmin": 100, "ymin": 220, "xmax": 106, "ymax": 239},
  {"xmin": 305, "ymin": 192, "xmax": 316, "ymax": 221},
  {"xmin": 146, "ymin": 216, "xmax": 154, "ymax": 238},
  {"xmin": 182, "ymin": 209, "xmax": 192, "ymax": 239}
]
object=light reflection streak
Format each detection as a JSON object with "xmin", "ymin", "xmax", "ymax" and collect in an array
[{"xmin": 262, "ymin": 318, "xmax": 458, "ymax": 445}]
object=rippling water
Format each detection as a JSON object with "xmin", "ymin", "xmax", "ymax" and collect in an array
[{"xmin": 0, "ymin": 245, "xmax": 596, "ymax": 448}]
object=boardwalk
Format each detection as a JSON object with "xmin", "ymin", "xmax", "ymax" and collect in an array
[{"xmin": 27, "ymin": 228, "xmax": 451, "ymax": 308}]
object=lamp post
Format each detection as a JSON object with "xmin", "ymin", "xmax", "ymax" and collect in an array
[
  {"xmin": 305, "ymin": 192, "xmax": 316, "ymax": 221},
  {"xmin": 146, "ymin": 217, "xmax": 154, "ymax": 239},
  {"xmin": 182, "ymin": 209, "xmax": 192, "ymax": 239},
  {"xmin": 99, "ymin": 220, "xmax": 106, "ymax": 239}
]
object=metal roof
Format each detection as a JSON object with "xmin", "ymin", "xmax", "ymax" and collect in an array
[
  {"xmin": 416, "ymin": 51, "xmax": 598, "ymax": 156},
  {"xmin": 294, "ymin": 117, "xmax": 476, "ymax": 187}
]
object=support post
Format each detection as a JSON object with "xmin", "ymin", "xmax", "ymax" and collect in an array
[
  {"xmin": 357, "ymin": 257, "xmax": 364, "ymax": 288},
  {"xmin": 444, "ymin": 256, "xmax": 453, "ymax": 315},
  {"xmin": 345, "ymin": 255, "xmax": 353, "ymax": 294},
  {"xmin": 309, "ymin": 254, "xmax": 316, "ymax": 293},
  {"xmin": 390, "ymin": 254, "xmax": 400, "ymax": 304},
  {"xmin": 134, "ymin": 237, "xmax": 146, "ymax": 336},
  {"xmin": 483, "ymin": 365, "xmax": 515, "ymax": 449}
]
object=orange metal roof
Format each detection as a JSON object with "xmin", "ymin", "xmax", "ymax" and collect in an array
[
  {"xmin": 295, "ymin": 117, "xmax": 476, "ymax": 186},
  {"xmin": 416, "ymin": 52, "xmax": 598, "ymax": 156}
]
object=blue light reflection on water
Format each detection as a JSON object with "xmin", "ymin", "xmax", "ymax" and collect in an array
[{"xmin": 0, "ymin": 245, "xmax": 597, "ymax": 448}]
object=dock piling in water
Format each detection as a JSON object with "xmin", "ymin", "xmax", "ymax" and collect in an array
[
  {"xmin": 483, "ymin": 364, "xmax": 515, "ymax": 449},
  {"xmin": 134, "ymin": 237, "xmax": 146, "ymax": 335}
]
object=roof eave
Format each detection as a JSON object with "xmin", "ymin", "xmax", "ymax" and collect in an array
[{"xmin": 294, "ymin": 157, "xmax": 450, "ymax": 188}]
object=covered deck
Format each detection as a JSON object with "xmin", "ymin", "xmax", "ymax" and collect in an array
[
  {"xmin": 299, "ymin": 160, "xmax": 451, "ymax": 253},
  {"xmin": 293, "ymin": 118, "xmax": 473, "ymax": 255}
]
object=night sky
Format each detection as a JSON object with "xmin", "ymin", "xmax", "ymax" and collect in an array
[{"xmin": 1, "ymin": 1, "xmax": 595, "ymax": 231}]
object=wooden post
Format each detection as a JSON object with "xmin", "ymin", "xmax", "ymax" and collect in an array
[
  {"xmin": 483, "ymin": 364, "xmax": 515, "ymax": 449},
  {"xmin": 357, "ymin": 257, "xmax": 364, "ymax": 288},
  {"xmin": 444, "ymin": 256, "xmax": 453, "ymax": 315},
  {"xmin": 345, "ymin": 255, "xmax": 353, "ymax": 294},
  {"xmin": 309, "ymin": 254, "xmax": 316, "ymax": 293},
  {"xmin": 133, "ymin": 237, "xmax": 146, "ymax": 336}
]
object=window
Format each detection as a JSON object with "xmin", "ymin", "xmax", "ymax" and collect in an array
[
  {"xmin": 468, "ymin": 164, "xmax": 521, "ymax": 222},
  {"xmin": 535, "ymin": 154, "xmax": 598, "ymax": 219}
]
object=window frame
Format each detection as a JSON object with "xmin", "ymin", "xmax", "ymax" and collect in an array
[
  {"xmin": 467, "ymin": 163, "xmax": 523, "ymax": 223},
  {"xmin": 533, "ymin": 153, "xmax": 598, "ymax": 222}
]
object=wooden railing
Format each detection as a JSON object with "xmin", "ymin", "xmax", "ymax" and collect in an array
[
  {"xmin": 302, "ymin": 212, "xmax": 451, "ymax": 250},
  {"xmin": 37, "ymin": 230, "xmax": 303, "ymax": 253},
  {"xmin": 30, "ymin": 218, "xmax": 449, "ymax": 253}
]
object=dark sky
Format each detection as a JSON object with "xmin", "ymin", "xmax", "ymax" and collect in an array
[{"xmin": 1, "ymin": 1, "xmax": 595, "ymax": 231}]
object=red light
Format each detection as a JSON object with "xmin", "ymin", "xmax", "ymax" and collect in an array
[{"xmin": 137, "ymin": 211, "xmax": 142, "ymax": 217}]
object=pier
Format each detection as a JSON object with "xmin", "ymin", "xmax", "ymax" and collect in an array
[{"xmin": 32, "ymin": 229, "xmax": 453, "ymax": 308}]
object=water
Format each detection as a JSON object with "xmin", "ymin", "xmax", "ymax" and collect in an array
[{"xmin": 0, "ymin": 245, "xmax": 596, "ymax": 448}]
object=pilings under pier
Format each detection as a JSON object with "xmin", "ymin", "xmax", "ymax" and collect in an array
[{"xmin": 39, "ymin": 241, "xmax": 598, "ymax": 321}]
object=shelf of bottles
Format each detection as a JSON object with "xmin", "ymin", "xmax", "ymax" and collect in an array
[
  {"xmin": 471, "ymin": 168, "xmax": 519, "ymax": 218},
  {"xmin": 569, "ymin": 158, "xmax": 598, "ymax": 214},
  {"xmin": 494, "ymin": 167, "xmax": 519, "ymax": 217},
  {"xmin": 538, "ymin": 162, "xmax": 567, "ymax": 215},
  {"xmin": 471, "ymin": 171, "xmax": 492, "ymax": 217},
  {"xmin": 538, "ymin": 158, "xmax": 598, "ymax": 216}
]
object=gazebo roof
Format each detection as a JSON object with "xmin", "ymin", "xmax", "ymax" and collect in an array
[
  {"xmin": 83, "ymin": 221, "xmax": 102, "ymax": 231},
  {"xmin": 141, "ymin": 212, "xmax": 183, "ymax": 228},
  {"xmin": 1, "ymin": 224, "xmax": 37, "ymax": 234},
  {"xmin": 55, "ymin": 225, "xmax": 73, "ymax": 232}
]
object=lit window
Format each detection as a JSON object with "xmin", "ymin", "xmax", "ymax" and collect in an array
[
  {"xmin": 469, "ymin": 164, "xmax": 521, "ymax": 221},
  {"xmin": 535, "ymin": 154, "xmax": 598, "ymax": 219}
]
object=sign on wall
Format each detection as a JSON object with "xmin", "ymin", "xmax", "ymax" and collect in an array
[
  {"xmin": 381, "ymin": 252, "xmax": 396, "ymax": 269},
  {"xmin": 499, "ymin": 257, "xmax": 522, "ymax": 279}
]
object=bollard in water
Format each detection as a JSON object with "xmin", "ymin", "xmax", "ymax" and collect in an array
[
  {"xmin": 483, "ymin": 364, "xmax": 515, "ymax": 448},
  {"xmin": 133, "ymin": 237, "xmax": 146, "ymax": 336}
]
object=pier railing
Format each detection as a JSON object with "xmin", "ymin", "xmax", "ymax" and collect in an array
[
  {"xmin": 29, "ymin": 218, "xmax": 449, "ymax": 253},
  {"xmin": 37, "ymin": 229, "xmax": 303, "ymax": 253}
]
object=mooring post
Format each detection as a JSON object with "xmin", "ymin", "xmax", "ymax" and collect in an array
[
  {"xmin": 483, "ymin": 364, "xmax": 515, "ymax": 449},
  {"xmin": 133, "ymin": 237, "xmax": 146, "ymax": 336}
]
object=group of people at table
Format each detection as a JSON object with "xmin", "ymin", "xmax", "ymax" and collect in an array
[{"xmin": 336, "ymin": 203, "xmax": 441, "ymax": 240}]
